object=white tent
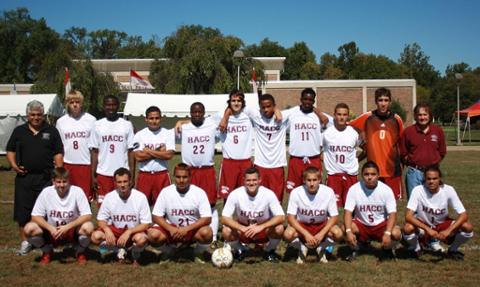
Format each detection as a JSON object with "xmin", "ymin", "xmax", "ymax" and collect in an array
[
  {"xmin": 0, "ymin": 94, "xmax": 64, "ymax": 154},
  {"xmin": 124, "ymin": 93, "xmax": 259, "ymax": 117}
]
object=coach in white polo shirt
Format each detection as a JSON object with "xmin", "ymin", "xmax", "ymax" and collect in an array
[{"xmin": 133, "ymin": 106, "xmax": 175, "ymax": 205}]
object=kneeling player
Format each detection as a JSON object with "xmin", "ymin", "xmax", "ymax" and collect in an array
[
  {"xmin": 283, "ymin": 167, "xmax": 343, "ymax": 264},
  {"xmin": 91, "ymin": 168, "xmax": 151, "ymax": 266},
  {"xmin": 344, "ymin": 161, "xmax": 401, "ymax": 261},
  {"xmin": 147, "ymin": 163, "xmax": 213, "ymax": 263},
  {"xmin": 221, "ymin": 167, "xmax": 285, "ymax": 262},
  {"xmin": 403, "ymin": 166, "xmax": 474, "ymax": 260},
  {"xmin": 24, "ymin": 167, "xmax": 93, "ymax": 264}
]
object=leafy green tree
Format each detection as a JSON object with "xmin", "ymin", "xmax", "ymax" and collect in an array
[
  {"xmin": 319, "ymin": 53, "xmax": 344, "ymax": 79},
  {"xmin": 399, "ymin": 43, "xmax": 439, "ymax": 88},
  {"xmin": 283, "ymin": 42, "xmax": 318, "ymax": 80},
  {"xmin": 244, "ymin": 38, "xmax": 287, "ymax": 57},
  {"xmin": 88, "ymin": 29, "xmax": 128, "ymax": 59},
  {"xmin": 117, "ymin": 35, "xmax": 162, "ymax": 58},
  {"xmin": 337, "ymin": 41, "xmax": 359, "ymax": 79}
]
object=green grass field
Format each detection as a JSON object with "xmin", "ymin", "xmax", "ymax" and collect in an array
[{"xmin": 0, "ymin": 152, "xmax": 479, "ymax": 287}]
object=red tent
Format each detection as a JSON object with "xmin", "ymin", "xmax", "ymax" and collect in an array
[{"xmin": 458, "ymin": 100, "xmax": 480, "ymax": 117}]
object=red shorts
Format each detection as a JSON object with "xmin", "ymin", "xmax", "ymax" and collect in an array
[
  {"xmin": 151, "ymin": 224, "xmax": 198, "ymax": 244},
  {"xmin": 353, "ymin": 219, "xmax": 388, "ymax": 243},
  {"xmin": 239, "ymin": 228, "xmax": 269, "ymax": 244},
  {"xmin": 43, "ymin": 227, "xmax": 77, "ymax": 247},
  {"xmin": 64, "ymin": 163, "xmax": 93, "ymax": 201},
  {"xmin": 298, "ymin": 221, "xmax": 327, "ymax": 243},
  {"xmin": 102, "ymin": 225, "xmax": 144, "ymax": 247},
  {"xmin": 380, "ymin": 176, "xmax": 402, "ymax": 200},
  {"xmin": 255, "ymin": 165, "xmax": 285, "ymax": 202},
  {"xmin": 218, "ymin": 158, "xmax": 252, "ymax": 199},
  {"xmin": 96, "ymin": 174, "xmax": 115, "ymax": 204},
  {"xmin": 286, "ymin": 155, "xmax": 322, "ymax": 193},
  {"xmin": 326, "ymin": 173, "xmax": 358, "ymax": 207},
  {"xmin": 136, "ymin": 170, "xmax": 171, "ymax": 205},
  {"xmin": 418, "ymin": 219, "xmax": 456, "ymax": 245},
  {"xmin": 190, "ymin": 166, "xmax": 217, "ymax": 205}
]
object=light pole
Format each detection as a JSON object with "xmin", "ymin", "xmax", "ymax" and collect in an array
[
  {"xmin": 233, "ymin": 50, "xmax": 244, "ymax": 89},
  {"xmin": 455, "ymin": 73, "xmax": 463, "ymax": 146}
]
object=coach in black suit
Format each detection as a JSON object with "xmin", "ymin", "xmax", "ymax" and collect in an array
[{"xmin": 6, "ymin": 100, "xmax": 64, "ymax": 255}]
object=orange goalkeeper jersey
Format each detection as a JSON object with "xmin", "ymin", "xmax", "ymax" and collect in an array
[{"xmin": 350, "ymin": 110, "xmax": 404, "ymax": 177}]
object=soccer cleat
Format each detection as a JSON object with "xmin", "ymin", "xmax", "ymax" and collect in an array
[
  {"xmin": 39, "ymin": 252, "xmax": 53, "ymax": 265},
  {"xmin": 263, "ymin": 250, "xmax": 280, "ymax": 263},
  {"xmin": 446, "ymin": 250, "xmax": 464, "ymax": 261},
  {"xmin": 316, "ymin": 247, "xmax": 328, "ymax": 264},
  {"xmin": 17, "ymin": 240, "xmax": 32, "ymax": 256},
  {"xmin": 407, "ymin": 249, "xmax": 422, "ymax": 260},
  {"xmin": 296, "ymin": 249, "xmax": 307, "ymax": 265},
  {"xmin": 117, "ymin": 248, "xmax": 127, "ymax": 262},
  {"xmin": 379, "ymin": 248, "xmax": 397, "ymax": 262},
  {"xmin": 346, "ymin": 250, "xmax": 357, "ymax": 262},
  {"xmin": 233, "ymin": 249, "xmax": 245, "ymax": 263},
  {"xmin": 426, "ymin": 239, "xmax": 445, "ymax": 253},
  {"xmin": 76, "ymin": 252, "xmax": 87, "ymax": 265},
  {"xmin": 194, "ymin": 252, "xmax": 207, "ymax": 264}
]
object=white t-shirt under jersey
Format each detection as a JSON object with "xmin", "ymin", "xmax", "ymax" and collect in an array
[
  {"xmin": 97, "ymin": 188, "xmax": 152, "ymax": 229},
  {"xmin": 133, "ymin": 127, "xmax": 175, "ymax": 172},
  {"xmin": 344, "ymin": 181, "xmax": 397, "ymax": 226},
  {"xmin": 152, "ymin": 184, "xmax": 211, "ymax": 227},
  {"xmin": 88, "ymin": 117, "xmax": 134, "ymax": 176},
  {"xmin": 287, "ymin": 184, "xmax": 338, "ymax": 224},
  {"xmin": 222, "ymin": 186, "xmax": 285, "ymax": 225},
  {"xmin": 244, "ymin": 107, "xmax": 288, "ymax": 168},
  {"xmin": 407, "ymin": 184, "xmax": 466, "ymax": 226},
  {"xmin": 284, "ymin": 106, "xmax": 323, "ymax": 157},
  {"xmin": 212, "ymin": 112, "xmax": 253, "ymax": 160},
  {"xmin": 56, "ymin": 113, "xmax": 96, "ymax": 165},
  {"xmin": 323, "ymin": 125, "xmax": 360, "ymax": 175},
  {"xmin": 180, "ymin": 117, "xmax": 217, "ymax": 167},
  {"xmin": 31, "ymin": 185, "xmax": 92, "ymax": 227}
]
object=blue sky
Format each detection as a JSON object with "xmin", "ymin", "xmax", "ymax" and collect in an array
[{"xmin": 2, "ymin": 0, "xmax": 479, "ymax": 74}]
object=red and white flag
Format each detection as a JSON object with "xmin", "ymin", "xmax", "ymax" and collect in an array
[
  {"xmin": 64, "ymin": 67, "xmax": 71, "ymax": 96},
  {"xmin": 251, "ymin": 67, "xmax": 258, "ymax": 94},
  {"xmin": 130, "ymin": 69, "xmax": 154, "ymax": 90}
]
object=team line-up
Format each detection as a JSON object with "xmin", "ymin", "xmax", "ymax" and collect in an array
[{"xmin": 6, "ymin": 88, "xmax": 473, "ymax": 266}]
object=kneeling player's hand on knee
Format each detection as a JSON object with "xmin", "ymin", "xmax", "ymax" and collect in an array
[
  {"xmin": 346, "ymin": 232, "xmax": 357, "ymax": 246},
  {"xmin": 381, "ymin": 234, "xmax": 391, "ymax": 248}
]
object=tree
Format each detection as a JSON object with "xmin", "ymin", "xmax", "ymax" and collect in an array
[
  {"xmin": 87, "ymin": 29, "xmax": 128, "ymax": 59},
  {"xmin": 244, "ymin": 38, "xmax": 287, "ymax": 57},
  {"xmin": 283, "ymin": 42, "xmax": 318, "ymax": 80},
  {"xmin": 319, "ymin": 53, "xmax": 344, "ymax": 79},
  {"xmin": 337, "ymin": 41, "xmax": 359, "ymax": 79},
  {"xmin": 399, "ymin": 43, "xmax": 439, "ymax": 88},
  {"xmin": 117, "ymin": 36, "xmax": 162, "ymax": 58}
]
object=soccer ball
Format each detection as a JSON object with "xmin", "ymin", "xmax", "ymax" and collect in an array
[{"xmin": 211, "ymin": 245, "xmax": 233, "ymax": 268}]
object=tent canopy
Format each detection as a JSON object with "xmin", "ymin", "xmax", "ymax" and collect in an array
[
  {"xmin": 0, "ymin": 94, "xmax": 64, "ymax": 117},
  {"xmin": 458, "ymin": 100, "xmax": 480, "ymax": 118},
  {"xmin": 124, "ymin": 93, "xmax": 259, "ymax": 117}
]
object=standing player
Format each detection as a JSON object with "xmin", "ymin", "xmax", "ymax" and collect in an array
[
  {"xmin": 133, "ymin": 106, "xmax": 175, "ymax": 205},
  {"xmin": 24, "ymin": 167, "xmax": 93, "ymax": 264},
  {"xmin": 283, "ymin": 167, "xmax": 343, "ymax": 264},
  {"xmin": 243, "ymin": 94, "xmax": 287, "ymax": 202},
  {"xmin": 148, "ymin": 163, "xmax": 213, "ymax": 263},
  {"xmin": 89, "ymin": 95, "xmax": 135, "ymax": 205},
  {"xmin": 323, "ymin": 103, "xmax": 361, "ymax": 207},
  {"xmin": 403, "ymin": 166, "xmax": 474, "ymax": 260},
  {"xmin": 344, "ymin": 161, "xmax": 402, "ymax": 261},
  {"xmin": 91, "ymin": 168, "xmax": 151, "ymax": 266},
  {"xmin": 56, "ymin": 90, "xmax": 96, "ymax": 201},
  {"xmin": 177, "ymin": 102, "xmax": 219, "ymax": 243},
  {"xmin": 216, "ymin": 90, "xmax": 254, "ymax": 199},
  {"xmin": 284, "ymin": 88, "xmax": 329, "ymax": 194},
  {"xmin": 6, "ymin": 100, "xmax": 64, "ymax": 255},
  {"xmin": 399, "ymin": 103, "xmax": 446, "ymax": 198},
  {"xmin": 350, "ymin": 87, "xmax": 404, "ymax": 199},
  {"xmin": 221, "ymin": 167, "xmax": 285, "ymax": 262}
]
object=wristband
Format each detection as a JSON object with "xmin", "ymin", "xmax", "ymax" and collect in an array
[
  {"xmin": 346, "ymin": 228, "xmax": 352, "ymax": 233},
  {"xmin": 384, "ymin": 231, "xmax": 392, "ymax": 236}
]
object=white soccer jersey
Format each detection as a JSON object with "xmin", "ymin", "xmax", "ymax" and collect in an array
[
  {"xmin": 244, "ymin": 107, "xmax": 288, "ymax": 168},
  {"xmin": 287, "ymin": 184, "xmax": 338, "ymax": 224},
  {"xmin": 133, "ymin": 127, "xmax": 175, "ymax": 172},
  {"xmin": 407, "ymin": 184, "xmax": 466, "ymax": 226},
  {"xmin": 212, "ymin": 112, "xmax": 253, "ymax": 159},
  {"xmin": 222, "ymin": 186, "xmax": 285, "ymax": 225},
  {"xmin": 31, "ymin": 185, "xmax": 92, "ymax": 227},
  {"xmin": 344, "ymin": 181, "xmax": 397, "ymax": 226},
  {"xmin": 323, "ymin": 125, "xmax": 361, "ymax": 175},
  {"xmin": 56, "ymin": 113, "xmax": 96, "ymax": 165},
  {"xmin": 180, "ymin": 117, "xmax": 217, "ymax": 167},
  {"xmin": 152, "ymin": 184, "xmax": 211, "ymax": 227},
  {"xmin": 88, "ymin": 117, "xmax": 134, "ymax": 176},
  {"xmin": 97, "ymin": 188, "xmax": 152, "ymax": 229},
  {"xmin": 284, "ymin": 107, "xmax": 323, "ymax": 157}
]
